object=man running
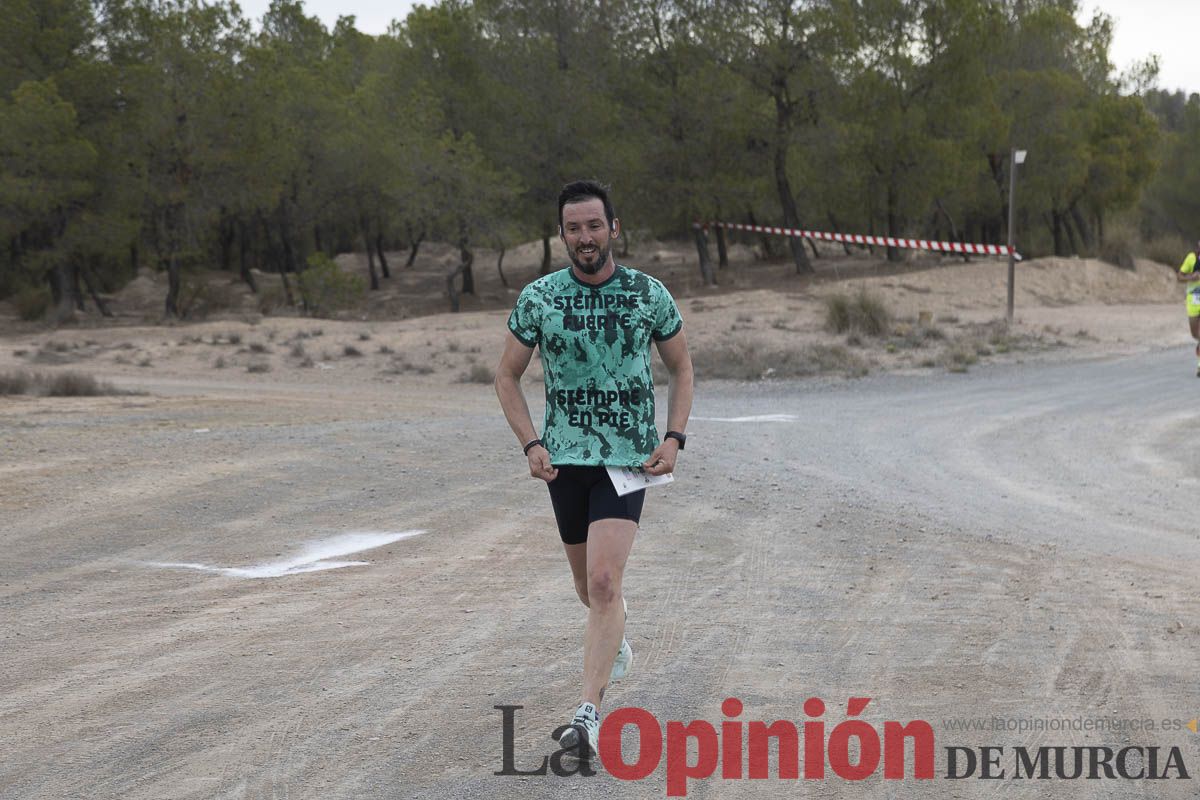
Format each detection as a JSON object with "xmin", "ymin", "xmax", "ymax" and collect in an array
[
  {"xmin": 494, "ymin": 180, "xmax": 694, "ymax": 758},
  {"xmin": 1177, "ymin": 241, "xmax": 1200, "ymax": 376}
]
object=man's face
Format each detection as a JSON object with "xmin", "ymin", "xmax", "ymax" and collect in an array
[{"xmin": 560, "ymin": 197, "xmax": 616, "ymax": 275}]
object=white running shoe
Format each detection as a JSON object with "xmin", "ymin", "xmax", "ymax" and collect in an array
[
  {"xmin": 557, "ymin": 701, "xmax": 600, "ymax": 757},
  {"xmin": 611, "ymin": 637, "xmax": 633, "ymax": 681},
  {"xmin": 610, "ymin": 597, "xmax": 632, "ymax": 681}
]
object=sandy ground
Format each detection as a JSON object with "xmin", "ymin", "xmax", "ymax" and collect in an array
[{"xmin": 2, "ymin": 248, "xmax": 1199, "ymax": 798}]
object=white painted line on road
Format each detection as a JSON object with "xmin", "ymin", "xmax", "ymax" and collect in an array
[
  {"xmin": 691, "ymin": 414, "xmax": 798, "ymax": 423},
  {"xmin": 143, "ymin": 530, "xmax": 426, "ymax": 578}
]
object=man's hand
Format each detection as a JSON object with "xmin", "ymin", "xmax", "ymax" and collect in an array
[
  {"xmin": 527, "ymin": 445, "xmax": 559, "ymax": 482},
  {"xmin": 641, "ymin": 439, "xmax": 679, "ymax": 476}
]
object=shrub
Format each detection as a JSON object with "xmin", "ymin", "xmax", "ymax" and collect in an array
[
  {"xmin": 1143, "ymin": 234, "xmax": 1189, "ymax": 268},
  {"xmin": 1098, "ymin": 220, "xmax": 1138, "ymax": 270},
  {"xmin": 44, "ymin": 371, "xmax": 107, "ymax": 396},
  {"xmin": 383, "ymin": 357, "xmax": 434, "ymax": 376},
  {"xmin": 342, "ymin": 345, "xmax": 363, "ymax": 357},
  {"xmin": 694, "ymin": 340, "xmax": 868, "ymax": 380},
  {"xmin": 459, "ymin": 364, "xmax": 495, "ymax": 383},
  {"xmin": 12, "ymin": 286, "xmax": 50, "ymax": 321},
  {"xmin": 178, "ymin": 278, "xmax": 241, "ymax": 319},
  {"xmin": 824, "ymin": 289, "xmax": 891, "ymax": 336},
  {"xmin": 256, "ymin": 285, "xmax": 288, "ymax": 315},
  {"xmin": 297, "ymin": 253, "xmax": 366, "ymax": 316},
  {"xmin": 0, "ymin": 370, "xmax": 33, "ymax": 394},
  {"xmin": 0, "ymin": 369, "xmax": 120, "ymax": 396}
]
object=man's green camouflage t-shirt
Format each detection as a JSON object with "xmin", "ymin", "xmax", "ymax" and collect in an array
[{"xmin": 507, "ymin": 265, "xmax": 683, "ymax": 467}]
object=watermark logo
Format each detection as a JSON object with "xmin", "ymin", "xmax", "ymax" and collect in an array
[{"xmin": 495, "ymin": 699, "xmax": 1193, "ymax": 797}]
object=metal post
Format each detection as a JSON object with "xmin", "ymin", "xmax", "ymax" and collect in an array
[
  {"xmin": 1006, "ymin": 149, "xmax": 1018, "ymax": 324},
  {"xmin": 1006, "ymin": 149, "xmax": 1025, "ymax": 323}
]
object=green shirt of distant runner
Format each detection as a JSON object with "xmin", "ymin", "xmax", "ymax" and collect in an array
[{"xmin": 1177, "ymin": 247, "xmax": 1200, "ymax": 373}]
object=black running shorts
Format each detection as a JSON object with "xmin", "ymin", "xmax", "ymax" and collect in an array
[{"xmin": 546, "ymin": 465, "xmax": 645, "ymax": 544}]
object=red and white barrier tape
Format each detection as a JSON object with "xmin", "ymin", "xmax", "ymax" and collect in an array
[{"xmin": 695, "ymin": 221, "xmax": 1021, "ymax": 261}]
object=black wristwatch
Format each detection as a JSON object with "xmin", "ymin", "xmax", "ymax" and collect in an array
[{"xmin": 664, "ymin": 431, "xmax": 686, "ymax": 450}]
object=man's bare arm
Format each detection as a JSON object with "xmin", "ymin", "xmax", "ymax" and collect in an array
[
  {"xmin": 641, "ymin": 328, "xmax": 694, "ymax": 475},
  {"xmin": 494, "ymin": 331, "xmax": 557, "ymax": 481}
]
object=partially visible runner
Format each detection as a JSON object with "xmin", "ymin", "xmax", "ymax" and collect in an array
[
  {"xmin": 494, "ymin": 180, "xmax": 694, "ymax": 758},
  {"xmin": 1177, "ymin": 241, "xmax": 1200, "ymax": 376}
]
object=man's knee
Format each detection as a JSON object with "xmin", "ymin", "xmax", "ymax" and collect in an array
[
  {"xmin": 573, "ymin": 576, "xmax": 590, "ymax": 604},
  {"xmin": 586, "ymin": 566, "xmax": 620, "ymax": 607}
]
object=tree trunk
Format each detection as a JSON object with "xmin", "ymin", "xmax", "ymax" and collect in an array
[
  {"xmin": 497, "ymin": 247, "xmax": 508, "ymax": 288},
  {"xmin": 238, "ymin": 219, "xmax": 257, "ymax": 293},
  {"xmin": 827, "ymin": 212, "xmax": 854, "ymax": 255},
  {"xmin": 446, "ymin": 247, "xmax": 474, "ymax": 313},
  {"xmin": 70, "ymin": 263, "xmax": 86, "ymax": 311},
  {"xmin": 693, "ymin": 226, "xmax": 715, "ymax": 286},
  {"xmin": 50, "ymin": 263, "xmax": 74, "ymax": 321},
  {"xmin": 80, "ymin": 262, "xmax": 113, "ymax": 317},
  {"xmin": 885, "ymin": 183, "xmax": 901, "ymax": 262},
  {"xmin": 540, "ymin": 234, "xmax": 552, "ymax": 275},
  {"xmin": 376, "ymin": 230, "xmax": 391, "ymax": 279},
  {"xmin": 278, "ymin": 210, "xmax": 298, "ymax": 277},
  {"xmin": 1068, "ymin": 202, "xmax": 1093, "ymax": 252},
  {"xmin": 866, "ymin": 186, "xmax": 877, "ymax": 256},
  {"xmin": 460, "ymin": 244, "xmax": 475, "ymax": 295},
  {"xmin": 278, "ymin": 264, "xmax": 294, "ymax": 307},
  {"xmin": 446, "ymin": 266, "xmax": 462, "ymax": 312},
  {"xmin": 714, "ymin": 225, "xmax": 729, "ymax": 268},
  {"xmin": 747, "ymin": 209, "xmax": 774, "ymax": 259},
  {"xmin": 218, "ymin": 211, "xmax": 234, "ymax": 272},
  {"xmin": 163, "ymin": 206, "xmax": 182, "ymax": 318},
  {"xmin": 1051, "ymin": 210, "xmax": 1066, "ymax": 256},
  {"xmin": 406, "ymin": 228, "xmax": 424, "ymax": 268},
  {"xmin": 165, "ymin": 251, "xmax": 181, "ymax": 317},
  {"xmin": 1062, "ymin": 209, "xmax": 1079, "ymax": 255},
  {"xmin": 772, "ymin": 95, "xmax": 812, "ymax": 274},
  {"xmin": 362, "ymin": 216, "xmax": 379, "ymax": 291},
  {"xmin": 934, "ymin": 199, "xmax": 969, "ymax": 262}
]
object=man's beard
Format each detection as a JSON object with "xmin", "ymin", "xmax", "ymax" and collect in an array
[{"xmin": 569, "ymin": 243, "xmax": 611, "ymax": 275}]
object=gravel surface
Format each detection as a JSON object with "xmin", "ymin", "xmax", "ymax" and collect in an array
[{"xmin": 2, "ymin": 347, "xmax": 1198, "ymax": 799}]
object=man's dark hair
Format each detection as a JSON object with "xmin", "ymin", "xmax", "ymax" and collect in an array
[{"xmin": 558, "ymin": 180, "xmax": 616, "ymax": 231}]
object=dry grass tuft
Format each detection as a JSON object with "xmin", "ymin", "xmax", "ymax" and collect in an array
[
  {"xmin": 458, "ymin": 364, "xmax": 495, "ymax": 383},
  {"xmin": 824, "ymin": 289, "xmax": 891, "ymax": 336},
  {"xmin": 382, "ymin": 357, "xmax": 434, "ymax": 376},
  {"xmin": 0, "ymin": 369, "xmax": 123, "ymax": 396},
  {"xmin": 694, "ymin": 339, "xmax": 868, "ymax": 380}
]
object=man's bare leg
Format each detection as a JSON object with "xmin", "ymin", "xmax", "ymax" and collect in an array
[
  {"xmin": 581, "ymin": 518, "xmax": 636, "ymax": 706},
  {"xmin": 563, "ymin": 541, "xmax": 589, "ymax": 607}
]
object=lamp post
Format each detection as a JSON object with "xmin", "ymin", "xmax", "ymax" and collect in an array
[{"xmin": 1006, "ymin": 148, "xmax": 1026, "ymax": 324}]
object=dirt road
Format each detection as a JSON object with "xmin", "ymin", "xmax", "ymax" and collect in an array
[{"xmin": 2, "ymin": 346, "xmax": 1199, "ymax": 799}]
